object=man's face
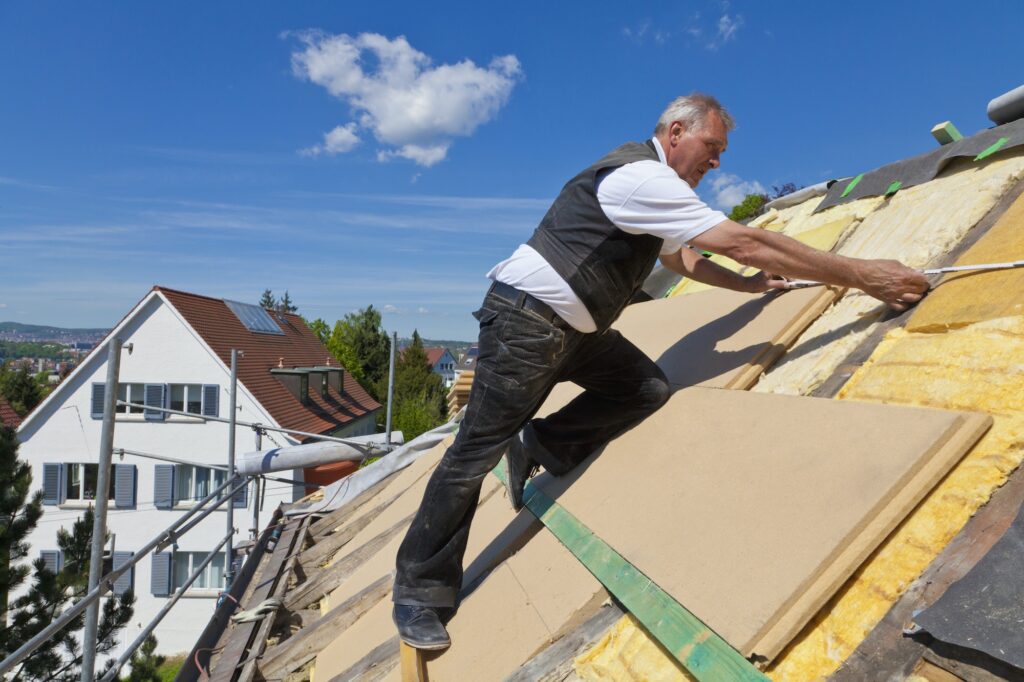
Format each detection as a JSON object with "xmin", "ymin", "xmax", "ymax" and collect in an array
[{"xmin": 664, "ymin": 111, "xmax": 728, "ymax": 188}]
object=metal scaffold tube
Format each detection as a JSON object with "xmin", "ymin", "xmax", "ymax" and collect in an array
[
  {"xmin": 225, "ymin": 349, "xmax": 239, "ymax": 588},
  {"xmin": 81, "ymin": 338, "xmax": 124, "ymax": 682}
]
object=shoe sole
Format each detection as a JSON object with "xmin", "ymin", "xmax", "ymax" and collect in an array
[
  {"xmin": 503, "ymin": 453, "xmax": 524, "ymax": 512},
  {"xmin": 397, "ymin": 634, "xmax": 452, "ymax": 650}
]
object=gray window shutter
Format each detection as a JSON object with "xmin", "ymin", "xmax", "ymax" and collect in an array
[
  {"xmin": 40, "ymin": 550, "xmax": 63, "ymax": 573},
  {"xmin": 232, "ymin": 476, "xmax": 248, "ymax": 509},
  {"xmin": 154, "ymin": 464, "xmax": 175, "ymax": 509},
  {"xmin": 202, "ymin": 384, "xmax": 219, "ymax": 417},
  {"xmin": 144, "ymin": 384, "xmax": 166, "ymax": 421},
  {"xmin": 114, "ymin": 464, "xmax": 137, "ymax": 508},
  {"xmin": 151, "ymin": 552, "xmax": 171, "ymax": 597},
  {"xmin": 112, "ymin": 551, "xmax": 134, "ymax": 595},
  {"xmin": 90, "ymin": 383, "xmax": 105, "ymax": 419},
  {"xmin": 42, "ymin": 463, "xmax": 63, "ymax": 505}
]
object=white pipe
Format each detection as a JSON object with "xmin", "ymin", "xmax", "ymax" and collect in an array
[
  {"xmin": 237, "ymin": 431, "xmax": 404, "ymax": 475},
  {"xmin": 988, "ymin": 84, "xmax": 1024, "ymax": 125}
]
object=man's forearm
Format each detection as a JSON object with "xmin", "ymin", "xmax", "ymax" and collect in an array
[{"xmin": 660, "ymin": 248, "xmax": 760, "ymax": 293}]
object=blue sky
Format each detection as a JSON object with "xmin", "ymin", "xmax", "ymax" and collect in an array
[{"xmin": 2, "ymin": 1, "xmax": 1022, "ymax": 340}]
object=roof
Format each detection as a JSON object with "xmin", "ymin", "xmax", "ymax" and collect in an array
[
  {"xmin": 183, "ymin": 120, "xmax": 1024, "ymax": 682},
  {"xmin": 156, "ymin": 287, "xmax": 380, "ymax": 439},
  {"xmin": 423, "ymin": 347, "xmax": 449, "ymax": 366},
  {"xmin": 0, "ymin": 396, "xmax": 22, "ymax": 429}
]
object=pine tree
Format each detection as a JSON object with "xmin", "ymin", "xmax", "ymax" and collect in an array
[
  {"xmin": 306, "ymin": 318, "xmax": 330, "ymax": 345},
  {"xmin": 258, "ymin": 289, "xmax": 277, "ymax": 309},
  {"xmin": 0, "ymin": 425, "xmax": 43, "ymax": 626},
  {"xmin": 390, "ymin": 331, "xmax": 447, "ymax": 439},
  {"xmin": 0, "ymin": 362, "xmax": 44, "ymax": 416},
  {"xmin": 278, "ymin": 291, "xmax": 298, "ymax": 314},
  {"xmin": 0, "ymin": 507, "xmax": 135, "ymax": 681},
  {"xmin": 125, "ymin": 635, "xmax": 164, "ymax": 682}
]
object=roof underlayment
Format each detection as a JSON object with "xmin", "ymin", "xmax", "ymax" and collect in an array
[{"xmin": 190, "ymin": 137, "xmax": 1024, "ymax": 682}]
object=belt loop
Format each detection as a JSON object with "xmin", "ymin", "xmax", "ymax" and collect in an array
[{"xmin": 515, "ymin": 291, "xmax": 527, "ymax": 308}]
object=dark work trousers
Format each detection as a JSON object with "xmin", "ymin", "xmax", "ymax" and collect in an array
[{"xmin": 392, "ymin": 286, "xmax": 671, "ymax": 607}]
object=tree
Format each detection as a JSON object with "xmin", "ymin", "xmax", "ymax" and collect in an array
[
  {"xmin": 0, "ymin": 425, "xmax": 43, "ymax": 626},
  {"xmin": 326, "ymin": 306, "xmax": 391, "ymax": 400},
  {"xmin": 258, "ymin": 289, "xmax": 277, "ymax": 309},
  {"xmin": 0, "ymin": 362, "xmax": 45, "ymax": 416},
  {"xmin": 728, "ymin": 193, "xmax": 768, "ymax": 223},
  {"xmin": 390, "ymin": 331, "xmax": 447, "ymax": 439},
  {"xmin": 125, "ymin": 635, "xmax": 164, "ymax": 682},
  {"xmin": 277, "ymin": 291, "xmax": 298, "ymax": 314},
  {"xmin": 306, "ymin": 318, "xmax": 330, "ymax": 345},
  {"xmin": 0, "ymin": 506, "xmax": 135, "ymax": 681}
]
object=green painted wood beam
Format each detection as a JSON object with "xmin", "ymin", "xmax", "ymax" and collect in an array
[{"xmin": 492, "ymin": 461, "xmax": 767, "ymax": 682}]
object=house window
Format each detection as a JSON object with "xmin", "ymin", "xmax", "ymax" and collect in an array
[
  {"xmin": 63, "ymin": 463, "xmax": 115, "ymax": 502},
  {"xmin": 175, "ymin": 465, "xmax": 227, "ymax": 504},
  {"xmin": 173, "ymin": 551, "xmax": 226, "ymax": 590},
  {"xmin": 116, "ymin": 384, "xmax": 145, "ymax": 414},
  {"xmin": 169, "ymin": 384, "xmax": 203, "ymax": 414}
]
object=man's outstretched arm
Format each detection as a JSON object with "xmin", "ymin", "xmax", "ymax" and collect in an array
[
  {"xmin": 659, "ymin": 246, "xmax": 784, "ymax": 294},
  {"xmin": 690, "ymin": 220, "xmax": 930, "ymax": 311}
]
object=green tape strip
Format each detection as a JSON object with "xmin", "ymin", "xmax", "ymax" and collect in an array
[
  {"xmin": 885, "ymin": 181, "xmax": 902, "ymax": 196},
  {"xmin": 840, "ymin": 173, "xmax": 864, "ymax": 198},
  {"xmin": 492, "ymin": 462, "xmax": 768, "ymax": 681},
  {"xmin": 975, "ymin": 137, "xmax": 1009, "ymax": 161}
]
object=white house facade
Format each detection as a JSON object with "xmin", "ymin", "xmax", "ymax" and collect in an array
[{"xmin": 16, "ymin": 287, "xmax": 380, "ymax": 658}]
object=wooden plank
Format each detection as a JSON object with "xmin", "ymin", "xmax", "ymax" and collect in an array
[
  {"xmin": 491, "ymin": 461, "xmax": 767, "ymax": 682},
  {"xmin": 259, "ymin": 574, "xmax": 392, "ymax": 679},
  {"xmin": 236, "ymin": 516, "xmax": 313, "ymax": 682},
  {"xmin": 208, "ymin": 517, "xmax": 304, "ymax": 682},
  {"xmin": 299, "ymin": 495, "xmax": 392, "ymax": 568},
  {"xmin": 399, "ymin": 643, "xmax": 427, "ymax": 682},
  {"xmin": 284, "ymin": 514, "xmax": 413, "ymax": 611}
]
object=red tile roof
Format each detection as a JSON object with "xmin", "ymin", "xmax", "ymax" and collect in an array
[
  {"xmin": 0, "ymin": 396, "xmax": 22, "ymax": 429},
  {"xmin": 424, "ymin": 347, "xmax": 448, "ymax": 367},
  {"xmin": 156, "ymin": 287, "xmax": 380, "ymax": 440}
]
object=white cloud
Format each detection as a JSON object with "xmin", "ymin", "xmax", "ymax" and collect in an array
[
  {"xmin": 383, "ymin": 304, "xmax": 400, "ymax": 314},
  {"xmin": 301, "ymin": 123, "xmax": 360, "ymax": 157},
  {"xmin": 417, "ymin": 307, "xmax": 430, "ymax": 314},
  {"xmin": 0, "ymin": 303, "xmax": 7, "ymax": 309},
  {"xmin": 291, "ymin": 32, "xmax": 522, "ymax": 167},
  {"xmin": 707, "ymin": 172, "xmax": 765, "ymax": 211},
  {"xmin": 711, "ymin": 13, "xmax": 743, "ymax": 48}
]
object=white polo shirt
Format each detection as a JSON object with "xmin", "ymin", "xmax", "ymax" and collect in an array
[{"xmin": 487, "ymin": 138, "xmax": 727, "ymax": 332}]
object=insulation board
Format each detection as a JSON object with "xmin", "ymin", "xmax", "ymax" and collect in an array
[{"xmin": 534, "ymin": 386, "xmax": 990, "ymax": 661}]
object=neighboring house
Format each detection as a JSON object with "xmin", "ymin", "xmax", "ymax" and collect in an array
[
  {"xmin": 0, "ymin": 395, "xmax": 23, "ymax": 429},
  {"xmin": 424, "ymin": 347, "xmax": 457, "ymax": 388},
  {"xmin": 456, "ymin": 344, "xmax": 478, "ymax": 374},
  {"xmin": 16, "ymin": 286, "xmax": 380, "ymax": 656}
]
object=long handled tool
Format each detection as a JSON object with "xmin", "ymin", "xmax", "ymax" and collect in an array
[{"xmin": 781, "ymin": 259, "xmax": 1024, "ymax": 289}]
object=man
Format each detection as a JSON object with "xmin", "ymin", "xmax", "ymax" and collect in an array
[{"xmin": 392, "ymin": 94, "xmax": 929, "ymax": 649}]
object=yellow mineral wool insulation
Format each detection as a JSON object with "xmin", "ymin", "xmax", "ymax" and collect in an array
[
  {"xmin": 907, "ymin": 190, "xmax": 1024, "ymax": 333},
  {"xmin": 765, "ymin": 315, "xmax": 1024, "ymax": 681},
  {"xmin": 754, "ymin": 152, "xmax": 1024, "ymax": 397},
  {"xmin": 573, "ymin": 614, "xmax": 695, "ymax": 682},
  {"xmin": 748, "ymin": 195, "xmax": 820, "ymax": 231},
  {"xmin": 668, "ymin": 253, "xmax": 747, "ymax": 297},
  {"xmin": 836, "ymin": 153, "xmax": 1024, "ymax": 264}
]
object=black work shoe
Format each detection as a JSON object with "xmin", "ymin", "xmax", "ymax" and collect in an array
[
  {"xmin": 393, "ymin": 604, "xmax": 452, "ymax": 650},
  {"xmin": 504, "ymin": 427, "xmax": 540, "ymax": 512}
]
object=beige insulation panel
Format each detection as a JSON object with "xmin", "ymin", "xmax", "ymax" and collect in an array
[
  {"xmin": 907, "ymin": 190, "xmax": 1024, "ymax": 332},
  {"xmin": 534, "ymin": 386, "xmax": 990, "ymax": 661},
  {"xmin": 616, "ymin": 286, "xmax": 838, "ymax": 390},
  {"xmin": 323, "ymin": 481, "xmax": 536, "ymax": 612},
  {"xmin": 755, "ymin": 152, "xmax": 1024, "ymax": 396},
  {"xmin": 315, "ymin": 511, "xmax": 606, "ymax": 681}
]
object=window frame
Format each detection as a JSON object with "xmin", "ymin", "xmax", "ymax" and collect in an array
[
  {"xmin": 173, "ymin": 464, "xmax": 228, "ymax": 508},
  {"xmin": 61, "ymin": 462, "xmax": 116, "ymax": 506},
  {"xmin": 172, "ymin": 550, "xmax": 226, "ymax": 594}
]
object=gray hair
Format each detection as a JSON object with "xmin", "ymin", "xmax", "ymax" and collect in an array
[{"xmin": 654, "ymin": 93, "xmax": 735, "ymax": 135}]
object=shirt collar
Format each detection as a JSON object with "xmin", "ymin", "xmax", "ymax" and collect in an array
[{"xmin": 650, "ymin": 137, "xmax": 667, "ymax": 165}]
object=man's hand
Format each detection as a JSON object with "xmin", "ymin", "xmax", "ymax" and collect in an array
[
  {"xmin": 742, "ymin": 271, "xmax": 790, "ymax": 294},
  {"xmin": 857, "ymin": 259, "xmax": 930, "ymax": 312}
]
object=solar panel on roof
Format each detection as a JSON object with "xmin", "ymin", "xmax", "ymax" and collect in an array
[{"xmin": 224, "ymin": 300, "xmax": 286, "ymax": 335}]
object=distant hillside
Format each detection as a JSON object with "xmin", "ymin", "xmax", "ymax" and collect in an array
[
  {"xmin": 401, "ymin": 338, "xmax": 475, "ymax": 359},
  {"xmin": 0, "ymin": 321, "xmax": 108, "ymax": 343}
]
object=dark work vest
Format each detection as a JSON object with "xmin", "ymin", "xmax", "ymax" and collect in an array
[{"xmin": 526, "ymin": 140, "xmax": 664, "ymax": 332}]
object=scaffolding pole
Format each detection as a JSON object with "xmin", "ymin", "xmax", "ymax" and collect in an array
[
  {"xmin": 81, "ymin": 338, "xmax": 124, "ymax": 682},
  {"xmin": 225, "ymin": 349, "xmax": 238, "ymax": 588}
]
